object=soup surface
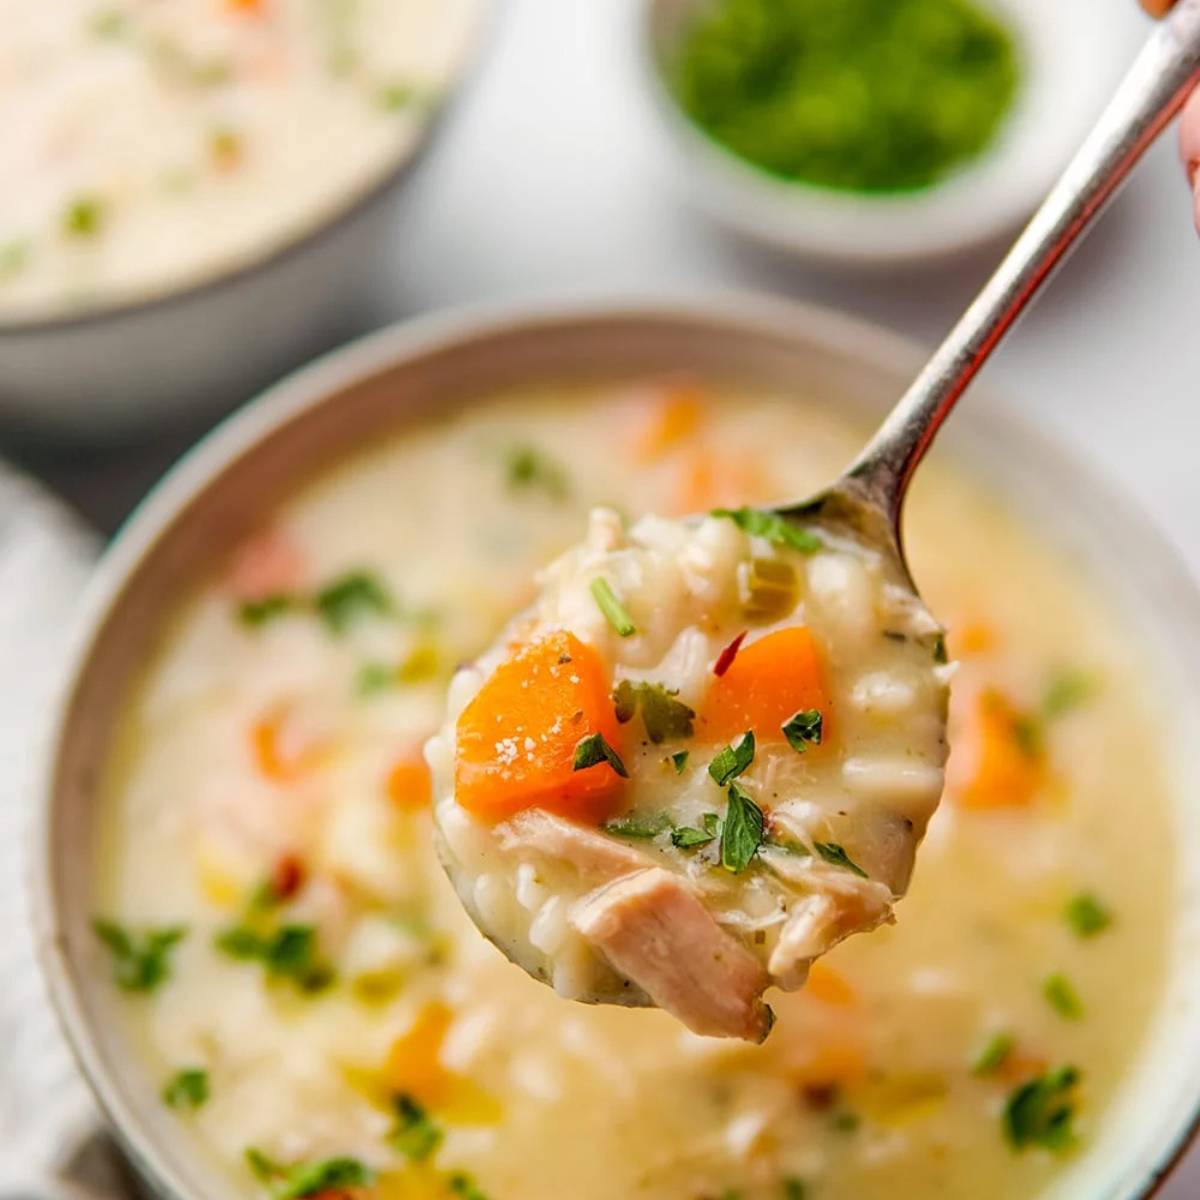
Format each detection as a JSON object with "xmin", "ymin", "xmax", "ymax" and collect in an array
[
  {"xmin": 0, "ymin": 0, "xmax": 479, "ymax": 317},
  {"xmin": 94, "ymin": 381, "xmax": 1174, "ymax": 1200}
]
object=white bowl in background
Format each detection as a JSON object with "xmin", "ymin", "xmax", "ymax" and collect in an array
[{"xmin": 640, "ymin": 0, "xmax": 1148, "ymax": 265}]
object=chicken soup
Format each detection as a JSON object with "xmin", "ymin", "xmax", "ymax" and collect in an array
[{"xmin": 92, "ymin": 380, "xmax": 1173, "ymax": 1200}]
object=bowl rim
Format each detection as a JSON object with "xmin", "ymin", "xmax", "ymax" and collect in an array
[
  {"xmin": 0, "ymin": 0, "xmax": 497, "ymax": 337},
  {"xmin": 30, "ymin": 291, "xmax": 1200, "ymax": 1200}
]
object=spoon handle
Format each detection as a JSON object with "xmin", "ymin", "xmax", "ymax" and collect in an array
[{"xmin": 844, "ymin": 0, "xmax": 1200, "ymax": 524}]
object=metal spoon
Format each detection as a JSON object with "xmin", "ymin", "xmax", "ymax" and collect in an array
[{"xmin": 781, "ymin": 0, "xmax": 1200, "ymax": 579}]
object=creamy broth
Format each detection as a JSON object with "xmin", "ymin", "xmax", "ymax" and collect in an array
[
  {"xmin": 0, "ymin": 0, "xmax": 479, "ymax": 317},
  {"xmin": 94, "ymin": 382, "xmax": 1173, "ymax": 1200}
]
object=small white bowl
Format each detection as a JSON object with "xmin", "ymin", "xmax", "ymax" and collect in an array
[{"xmin": 640, "ymin": 0, "xmax": 1148, "ymax": 265}]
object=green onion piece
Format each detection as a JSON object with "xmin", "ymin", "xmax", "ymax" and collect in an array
[
  {"xmin": 591, "ymin": 578, "xmax": 636, "ymax": 637},
  {"xmin": 712, "ymin": 507, "xmax": 822, "ymax": 554},
  {"xmin": 91, "ymin": 919, "xmax": 187, "ymax": 992},
  {"xmin": 503, "ymin": 444, "xmax": 569, "ymax": 499},
  {"xmin": 814, "ymin": 842, "xmax": 868, "ymax": 878},
  {"xmin": 1043, "ymin": 973, "xmax": 1084, "ymax": 1020},
  {"xmin": 244, "ymin": 1151, "xmax": 373, "ymax": 1200},
  {"xmin": 1003, "ymin": 1066, "xmax": 1081, "ymax": 1152},
  {"xmin": 720, "ymin": 782, "xmax": 764, "ymax": 874},
  {"xmin": 573, "ymin": 731, "xmax": 629, "ymax": 778},
  {"xmin": 782, "ymin": 709, "xmax": 823, "ymax": 753},
  {"xmin": 738, "ymin": 556, "xmax": 799, "ymax": 621},
  {"xmin": 163, "ymin": 1067, "xmax": 209, "ymax": 1110},
  {"xmin": 613, "ymin": 679, "xmax": 694, "ymax": 741},
  {"xmin": 1064, "ymin": 892, "xmax": 1113, "ymax": 939},
  {"xmin": 971, "ymin": 1031, "xmax": 1014, "ymax": 1076},
  {"xmin": 708, "ymin": 731, "xmax": 755, "ymax": 785}
]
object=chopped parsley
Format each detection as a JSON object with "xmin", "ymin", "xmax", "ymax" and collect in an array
[
  {"xmin": 62, "ymin": 194, "xmax": 105, "ymax": 238},
  {"xmin": 573, "ymin": 731, "xmax": 629, "ymax": 778},
  {"xmin": 670, "ymin": 749, "xmax": 690, "ymax": 774},
  {"xmin": 391, "ymin": 1094, "xmax": 443, "ymax": 1162},
  {"xmin": 92, "ymin": 919, "xmax": 187, "ymax": 992},
  {"xmin": 238, "ymin": 594, "xmax": 295, "ymax": 627},
  {"xmin": 1003, "ymin": 1066, "xmax": 1081, "ymax": 1152},
  {"xmin": 708, "ymin": 731, "xmax": 756, "ymax": 785},
  {"xmin": 971, "ymin": 1031, "xmax": 1014, "ymax": 1076},
  {"xmin": 613, "ymin": 679, "xmax": 695, "ymax": 742},
  {"xmin": 447, "ymin": 1173, "xmax": 491, "ymax": 1200},
  {"xmin": 215, "ymin": 923, "xmax": 335, "ymax": 993},
  {"xmin": 162, "ymin": 1067, "xmax": 209, "ymax": 1111},
  {"xmin": 1043, "ymin": 973, "xmax": 1084, "ymax": 1020},
  {"xmin": 814, "ymin": 842, "xmax": 868, "ymax": 879},
  {"xmin": 1064, "ymin": 892, "xmax": 1113, "ymax": 939},
  {"xmin": 602, "ymin": 812, "xmax": 670, "ymax": 839},
  {"xmin": 590, "ymin": 577, "xmax": 637, "ymax": 637},
  {"xmin": 720, "ymin": 781, "xmax": 765, "ymax": 874},
  {"xmin": 1043, "ymin": 668, "xmax": 1099, "ymax": 718},
  {"xmin": 357, "ymin": 660, "xmax": 397, "ymax": 695},
  {"xmin": 671, "ymin": 812, "xmax": 721, "ymax": 849},
  {"xmin": 782, "ymin": 708, "xmax": 823, "ymax": 753},
  {"xmin": 504, "ymin": 445, "xmax": 569, "ymax": 499},
  {"xmin": 245, "ymin": 1149, "xmax": 372, "ymax": 1200},
  {"xmin": 711, "ymin": 506, "xmax": 822, "ymax": 554},
  {"xmin": 314, "ymin": 571, "xmax": 393, "ymax": 633}
]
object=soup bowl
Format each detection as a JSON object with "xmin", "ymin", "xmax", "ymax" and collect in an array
[{"xmin": 30, "ymin": 296, "xmax": 1200, "ymax": 1199}]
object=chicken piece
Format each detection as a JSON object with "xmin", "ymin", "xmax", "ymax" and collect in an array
[
  {"xmin": 571, "ymin": 868, "xmax": 773, "ymax": 1041},
  {"xmin": 496, "ymin": 810, "xmax": 654, "ymax": 881}
]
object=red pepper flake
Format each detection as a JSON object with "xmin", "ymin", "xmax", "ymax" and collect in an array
[
  {"xmin": 713, "ymin": 631, "xmax": 747, "ymax": 677},
  {"xmin": 269, "ymin": 853, "xmax": 305, "ymax": 901}
]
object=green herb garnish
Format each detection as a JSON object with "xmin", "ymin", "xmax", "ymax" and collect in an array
[
  {"xmin": 782, "ymin": 709, "xmax": 823, "ymax": 753},
  {"xmin": 613, "ymin": 679, "xmax": 695, "ymax": 742},
  {"xmin": 62, "ymin": 194, "xmax": 105, "ymax": 238},
  {"xmin": 1043, "ymin": 669, "xmax": 1099, "ymax": 718},
  {"xmin": 378, "ymin": 82, "xmax": 422, "ymax": 112},
  {"xmin": 357, "ymin": 660, "xmax": 396, "ymax": 695},
  {"xmin": 783, "ymin": 1181, "xmax": 807, "ymax": 1200},
  {"xmin": 215, "ymin": 924, "xmax": 335, "ymax": 993},
  {"xmin": 670, "ymin": 749, "xmax": 690, "ymax": 774},
  {"xmin": 1003, "ymin": 1066, "xmax": 1081, "ymax": 1152},
  {"xmin": 814, "ymin": 842, "xmax": 868, "ymax": 879},
  {"xmin": 671, "ymin": 812, "xmax": 721, "ymax": 849},
  {"xmin": 573, "ymin": 731, "xmax": 629, "ymax": 778},
  {"xmin": 602, "ymin": 812, "xmax": 671, "ymax": 839},
  {"xmin": 391, "ymin": 1094, "xmax": 443, "ymax": 1162},
  {"xmin": 720, "ymin": 782, "xmax": 764, "ymax": 874},
  {"xmin": 92, "ymin": 919, "xmax": 187, "ymax": 992},
  {"xmin": 447, "ymin": 1173, "xmax": 491, "ymax": 1200},
  {"xmin": 0, "ymin": 239, "xmax": 29, "ymax": 280},
  {"xmin": 504, "ymin": 445, "xmax": 568, "ymax": 499},
  {"xmin": 1043, "ymin": 973, "xmax": 1084, "ymax": 1020},
  {"xmin": 1064, "ymin": 892, "xmax": 1112, "ymax": 939},
  {"xmin": 711, "ymin": 507, "xmax": 822, "ymax": 554},
  {"xmin": 238, "ymin": 594, "xmax": 295, "ymax": 627},
  {"xmin": 315, "ymin": 571, "xmax": 392, "ymax": 633},
  {"xmin": 245, "ymin": 1149, "xmax": 373, "ymax": 1200},
  {"xmin": 590, "ymin": 578, "xmax": 636, "ymax": 637},
  {"xmin": 708, "ymin": 731, "xmax": 755, "ymax": 785},
  {"xmin": 971, "ymin": 1031, "xmax": 1014, "ymax": 1076},
  {"xmin": 163, "ymin": 1068, "xmax": 209, "ymax": 1111},
  {"xmin": 89, "ymin": 8, "xmax": 129, "ymax": 38}
]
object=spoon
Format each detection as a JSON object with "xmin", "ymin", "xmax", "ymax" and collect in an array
[
  {"xmin": 431, "ymin": 3, "xmax": 1200, "ymax": 1040},
  {"xmin": 785, "ymin": 0, "xmax": 1200, "ymax": 573}
]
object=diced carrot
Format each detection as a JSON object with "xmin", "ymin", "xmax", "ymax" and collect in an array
[
  {"xmin": 951, "ymin": 689, "xmax": 1043, "ymax": 809},
  {"xmin": 804, "ymin": 962, "xmax": 856, "ymax": 1007},
  {"xmin": 387, "ymin": 758, "xmax": 433, "ymax": 811},
  {"xmin": 454, "ymin": 631, "xmax": 626, "ymax": 824},
  {"xmin": 227, "ymin": 527, "xmax": 305, "ymax": 601},
  {"xmin": 226, "ymin": 0, "xmax": 265, "ymax": 12},
  {"xmin": 383, "ymin": 1001, "xmax": 455, "ymax": 1105},
  {"xmin": 700, "ymin": 626, "xmax": 830, "ymax": 745},
  {"xmin": 953, "ymin": 621, "xmax": 997, "ymax": 656},
  {"xmin": 249, "ymin": 704, "xmax": 329, "ymax": 783},
  {"xmin": 788, "ymin": 1034, "xmax": 869, "ymax": 1088},
  {"xmin": 632, "ymin": 382, "xmax": 707, "ymax": 461}
]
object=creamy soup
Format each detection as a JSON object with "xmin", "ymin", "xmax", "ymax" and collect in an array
[
  {"xmin": 93, "ymin": 381, "xmax": 1173, "ymax": 1200},
  {"xmin": 0, "ymin": 0, "xmax": 480, "ymax": 317},
  {"xmin": 431, "ymin": 495, "xmax": 949, "ymax": 1041}
]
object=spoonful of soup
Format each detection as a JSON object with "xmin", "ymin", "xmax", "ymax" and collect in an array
[{"xmin": 427, "ymin": 4, "xmax": 1200, "ymax": 1040}]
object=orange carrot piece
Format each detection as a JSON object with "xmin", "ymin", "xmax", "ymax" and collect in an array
[
  {"xmin": 804, "ymin": 962, "xmax": 856, "ymax": 1007},
  {"xmin": 454, "ymin": 631, "xmax": 626, "ymax": 824},
  {"xmin": 249, "ymin": 704, "xmax": 328, "ymax": 783},
  {"xmin": 383, "ymin": 1001, "xmax": 455, "ymax": 1106},
  {"xmin": 633, "ymin": 383, "xmax": 706, "ymax": 461},
  {"xmin": 227, "ymin": 527, "xmax": 305, "ymax": 601},
  {"xmin": 953, "ymin": 621, "xmax": 997, "ymax": 656},
  {"xmin": 951, "ymin": 689, "xmax": 1042, "ymax": 809},
  {"xmin": 700, "ymin": 626, "xmax": 830, "ymax": 745},
  {"xmin": 387, "ymin": 758, "xmax": 433, "ymax": 811},
  {"xmin": 673, "ymin": 449, "xmax": 770, "ymax": 515}
]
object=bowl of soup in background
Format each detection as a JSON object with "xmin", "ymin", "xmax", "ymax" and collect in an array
[
  {"xmin": 31, "ymin": 296, "xmax": 1200, "ymax": 1200},
  {"xmin": 0, "ymin": 0, "xmax": 490, "ymax": 438},
  {"xmin": 639, "ymin": 0, "xmax": 1145, "ymax": 266}
]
